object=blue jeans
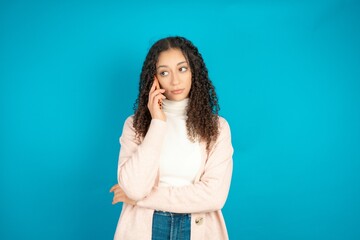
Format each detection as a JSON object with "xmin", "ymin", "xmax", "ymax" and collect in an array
[{"xmin": 151, "ymin": 210, "xmax": 191, "ymax": 240}]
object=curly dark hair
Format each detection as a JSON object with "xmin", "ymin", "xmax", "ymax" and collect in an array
[{"xmin": 133, "ymin": 36, "xmax": 220, "ymax": 150}]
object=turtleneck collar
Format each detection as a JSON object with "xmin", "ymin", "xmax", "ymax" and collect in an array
[{"xmin": 162, "ymin": 98, "xmax": 189, "ymax": 118}]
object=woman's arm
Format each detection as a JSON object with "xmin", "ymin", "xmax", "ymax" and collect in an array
[
  {"xmin": 117, "ymin": 78, "xmax": 167, "ymax": 201},
  {"xmin": 135, "ymin": 118, "xmax": 234, "ymax": 213},
  {"xmin": 117, "ymin": 116, "xmax": 167, "ymax": 201}
]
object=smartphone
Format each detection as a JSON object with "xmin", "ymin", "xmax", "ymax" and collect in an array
[{"xmin": 154, "ymin": 76, "xmax": 162, "ymax": 109}]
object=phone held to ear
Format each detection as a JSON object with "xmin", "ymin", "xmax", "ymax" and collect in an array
[{"xmin": 154, "ymin": 76, "xmax": 162, "ymax": 109}]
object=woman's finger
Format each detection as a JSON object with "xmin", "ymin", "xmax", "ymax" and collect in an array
[
  {"xmin": 154, "ymin": 76, "xmax": 160, "ymax": 90},
  {"xmin": 113, "ymin": 195, "xmax": 121, "ymax": 202},
  {"xmin": 153, "ymin": 93, "xmax": 166, "ymax": 105},
  {"xmin": 114, "ymin": 196, "xmax": 123, "ymax": 203},
  {"xmin": 109, "ymin": 184, "xmax": 119, "ymax": 192},
  {"xmin": 113, "ymin": 196, "xmax": 125, "ymax": 204},
  {"xmin": 150, "ymin": 78, "xmax": 156, "ymax": 92},
  {"xmin": 148, "ymin": 90, "xmax": 165, "ymax": 109},
  {"xmin": 112, "ymin": 198, "xmax": 120, "ymax": 204},
  {"xmin": 149, "ymin": 89, "xmax": 165, "ymax": 103},
  {"xmin": 149, "ymin": 88, "xmax": 165, "ymax": 98},
  {"xmin": 148, "ymin": 84, "xmax": 156, "ymax": 105},
  {"xmin": 114, "ymin": 189, "xmax": 125, "ymax": 196}
]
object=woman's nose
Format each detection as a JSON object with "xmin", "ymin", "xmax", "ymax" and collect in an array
[{"xmin": 170, "ymin": 72, "xmax": 180, "ymax": 85}]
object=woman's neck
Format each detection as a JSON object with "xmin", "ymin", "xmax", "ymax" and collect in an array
[{"xmin": 162, "ymin": 98, "xmax": 189, "ymax": 117}]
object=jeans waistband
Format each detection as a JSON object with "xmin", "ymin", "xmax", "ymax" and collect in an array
[{"xmin": 154, "ymin": 210, "xmax": 190, "ymax": 217}]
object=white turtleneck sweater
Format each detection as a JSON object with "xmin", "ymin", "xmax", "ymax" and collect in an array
[{"xmin": 159, "ymin": 98, "xmax": 202, "ymax": 187}]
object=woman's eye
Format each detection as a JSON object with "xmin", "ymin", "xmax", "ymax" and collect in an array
[
  {"xmin": 160, "ymin": 71, "xmax": 169, "ymax": 76},
  {"xmin": 179, "ymin": 67, "xmax": 188, "ymax": 72}
]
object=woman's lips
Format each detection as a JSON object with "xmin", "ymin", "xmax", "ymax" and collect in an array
[{"xmin": 171, "ymin": 89, "xmax": 184, "ymax": 94}]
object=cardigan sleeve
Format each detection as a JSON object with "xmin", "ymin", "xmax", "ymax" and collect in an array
[
  {"xmin": 117, "ymin": 116, "xmax": 167, "ymax": 201},
  {"xmin": 136, "ymin": 117, "xmax": 234, "ymax": 213}
]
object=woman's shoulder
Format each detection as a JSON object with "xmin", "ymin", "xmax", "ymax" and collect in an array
[
  {"xmin": 124, "ymin": 114, "xmax": 135, "ymax": 123},
  {"xmin": 215, "ymin": 115, "xmax": 232, "ymax": 142},
  {"xmin": 217, "ymin": 115, "xmax": 231, "ymax": 131},
  {"xmin": 121, "ymin": 114, "xmax": 135, "ymax": 131}
]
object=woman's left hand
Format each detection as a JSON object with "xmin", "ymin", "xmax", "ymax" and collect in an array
[{"xmin": 109, "ymin": 184, "xmax": 136, "ymax": 205}]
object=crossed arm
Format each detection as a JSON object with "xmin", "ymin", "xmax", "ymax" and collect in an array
[{"xmin": 110, "ymin": 116, "xmax": 233, "ymax": 213}]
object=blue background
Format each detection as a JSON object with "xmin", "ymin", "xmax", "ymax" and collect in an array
[{"xmin": 1, "ymin": 0, "xmax": 359, "ymax": 239}]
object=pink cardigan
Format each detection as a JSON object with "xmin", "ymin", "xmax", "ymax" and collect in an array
[{"xmin": 114, "ymin": 115, "xmax": 234, "ymax": 240}]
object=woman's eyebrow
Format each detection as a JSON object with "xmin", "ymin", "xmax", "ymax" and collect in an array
[{"xmin": 157, "ymin": 61, "xmax": 188, "ymax": 69}]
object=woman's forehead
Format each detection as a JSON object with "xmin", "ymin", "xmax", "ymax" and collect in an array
[{"xmin": 157, "ymin": 49, "xmax": 188, "ymax": 67}]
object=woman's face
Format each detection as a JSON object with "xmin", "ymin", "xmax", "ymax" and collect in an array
[{"xmin": 155, "ymin": 48, "xmax": 192, "ymax": 101}]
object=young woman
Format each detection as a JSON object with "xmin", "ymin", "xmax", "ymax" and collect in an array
[{"xmin": 110, "ymin": 36, "xmax": 234, "ymax": 240}]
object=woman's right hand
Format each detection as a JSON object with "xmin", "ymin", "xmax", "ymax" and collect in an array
[
  {"xmin": 109, "ymin": 184, "xmax": 136, "ymax": 205},
  {"xmin": 148, "ymin": 76, "xmax": 166, "ymax": 121}
]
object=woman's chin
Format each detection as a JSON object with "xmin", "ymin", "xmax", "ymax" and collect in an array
[{"xmin": 168, "ymin": 96, "xmax": 187, "ymax": 101}]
